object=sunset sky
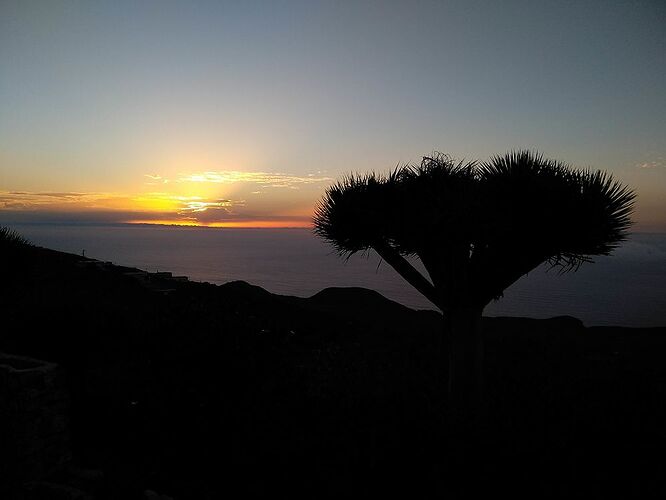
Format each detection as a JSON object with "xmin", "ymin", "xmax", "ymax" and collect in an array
[{"xmin": 1, "ymin": 1, "xmax": 664, "ymax": 230}]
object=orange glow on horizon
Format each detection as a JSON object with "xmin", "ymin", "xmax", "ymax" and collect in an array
[{"xmin": 126, "ymin": 219, "xmax": 312, "ymax": 228}]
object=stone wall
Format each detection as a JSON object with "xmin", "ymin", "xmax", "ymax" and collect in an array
[{"xmin": 0, "ymin": 353, "xmax": 72, "ymax": 492}]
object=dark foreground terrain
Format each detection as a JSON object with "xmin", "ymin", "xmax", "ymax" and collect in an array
[{"xmin": 2, "ymin": 241, "xmax": 666, "ymax": 498}]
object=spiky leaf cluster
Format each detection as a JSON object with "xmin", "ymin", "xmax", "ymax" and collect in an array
[{"xmin": 0, "ymin": 226, "xmax": 31, "ymax": 249}]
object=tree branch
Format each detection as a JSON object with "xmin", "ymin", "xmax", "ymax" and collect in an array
[
  {"xmin": 372, "ymin": 242, "xmax": 442, "ymax": 310},
  {"xmin": 473, "ymin": 249, "xmax": 546, "ymax": 305}
]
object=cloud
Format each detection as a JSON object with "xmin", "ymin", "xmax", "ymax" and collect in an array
[
  {"xmin": 176, "ymin": 197, "xmax": 254, "ymax": 224},
  {"xmin": 636, "ymin": 157, "xmax": 665, "ymax": 169},
  {"xmin": 11, "ymin": 191, "xmax": 87, "ymax": 198},
  {"xmin": 0, "ymin": 209, "xmax": 163, "ymax": 225},
  {"xmin": 0, "ymin": 191, "xmax": 116, "ymax": 210},
  {"xmin": 143, "ymin": 174, "xmax": 170, "ymax": 186},
  {"xmin": 177, "ymin": 197, "xmax": 235, "ymax": 217},
  {"xmin": 177, "ymin": 170, "xmax": 333, "ymax": 189}
]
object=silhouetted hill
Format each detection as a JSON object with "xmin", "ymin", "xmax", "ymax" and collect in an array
[
  {"xmin": 310, "ymin": 286, "xmax": 413, "ymax": 313},
  {"xmin": 2, "ymin": 241, "xmax": 666, "ymax": 497}
]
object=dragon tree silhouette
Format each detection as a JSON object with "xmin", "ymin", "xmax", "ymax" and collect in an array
[{"xmin": 313, "ymin": 150, "xmax": 635, "ymax": 421}]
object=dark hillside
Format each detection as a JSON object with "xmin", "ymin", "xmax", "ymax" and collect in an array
[{"xmin": 2, "ymin": 241, "xmax": 665, "ymax": 497}]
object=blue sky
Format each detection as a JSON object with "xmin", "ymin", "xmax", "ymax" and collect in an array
[{"xmin": 1, "ymin": 0, "xmax": 664, "ymax": 228}]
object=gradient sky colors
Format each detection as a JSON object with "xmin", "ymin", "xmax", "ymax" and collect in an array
[{"xmin": 1, "ymin": 1, "xmax": 665, "ymax": 229}]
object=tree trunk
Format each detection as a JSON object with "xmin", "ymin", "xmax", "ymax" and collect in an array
[{"xmin": 446, "ymin": 306, "xmax": 484, "ymax": 437}]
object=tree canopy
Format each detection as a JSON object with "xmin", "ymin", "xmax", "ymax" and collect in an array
[{"xmin": 313, "ymin": 150, "xmax": 635, "ymax": 312}]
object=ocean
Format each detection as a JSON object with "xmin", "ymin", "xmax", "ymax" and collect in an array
[{"xmin": 7, "ymin": 224, "xmax": 666, "ymax": 328}]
